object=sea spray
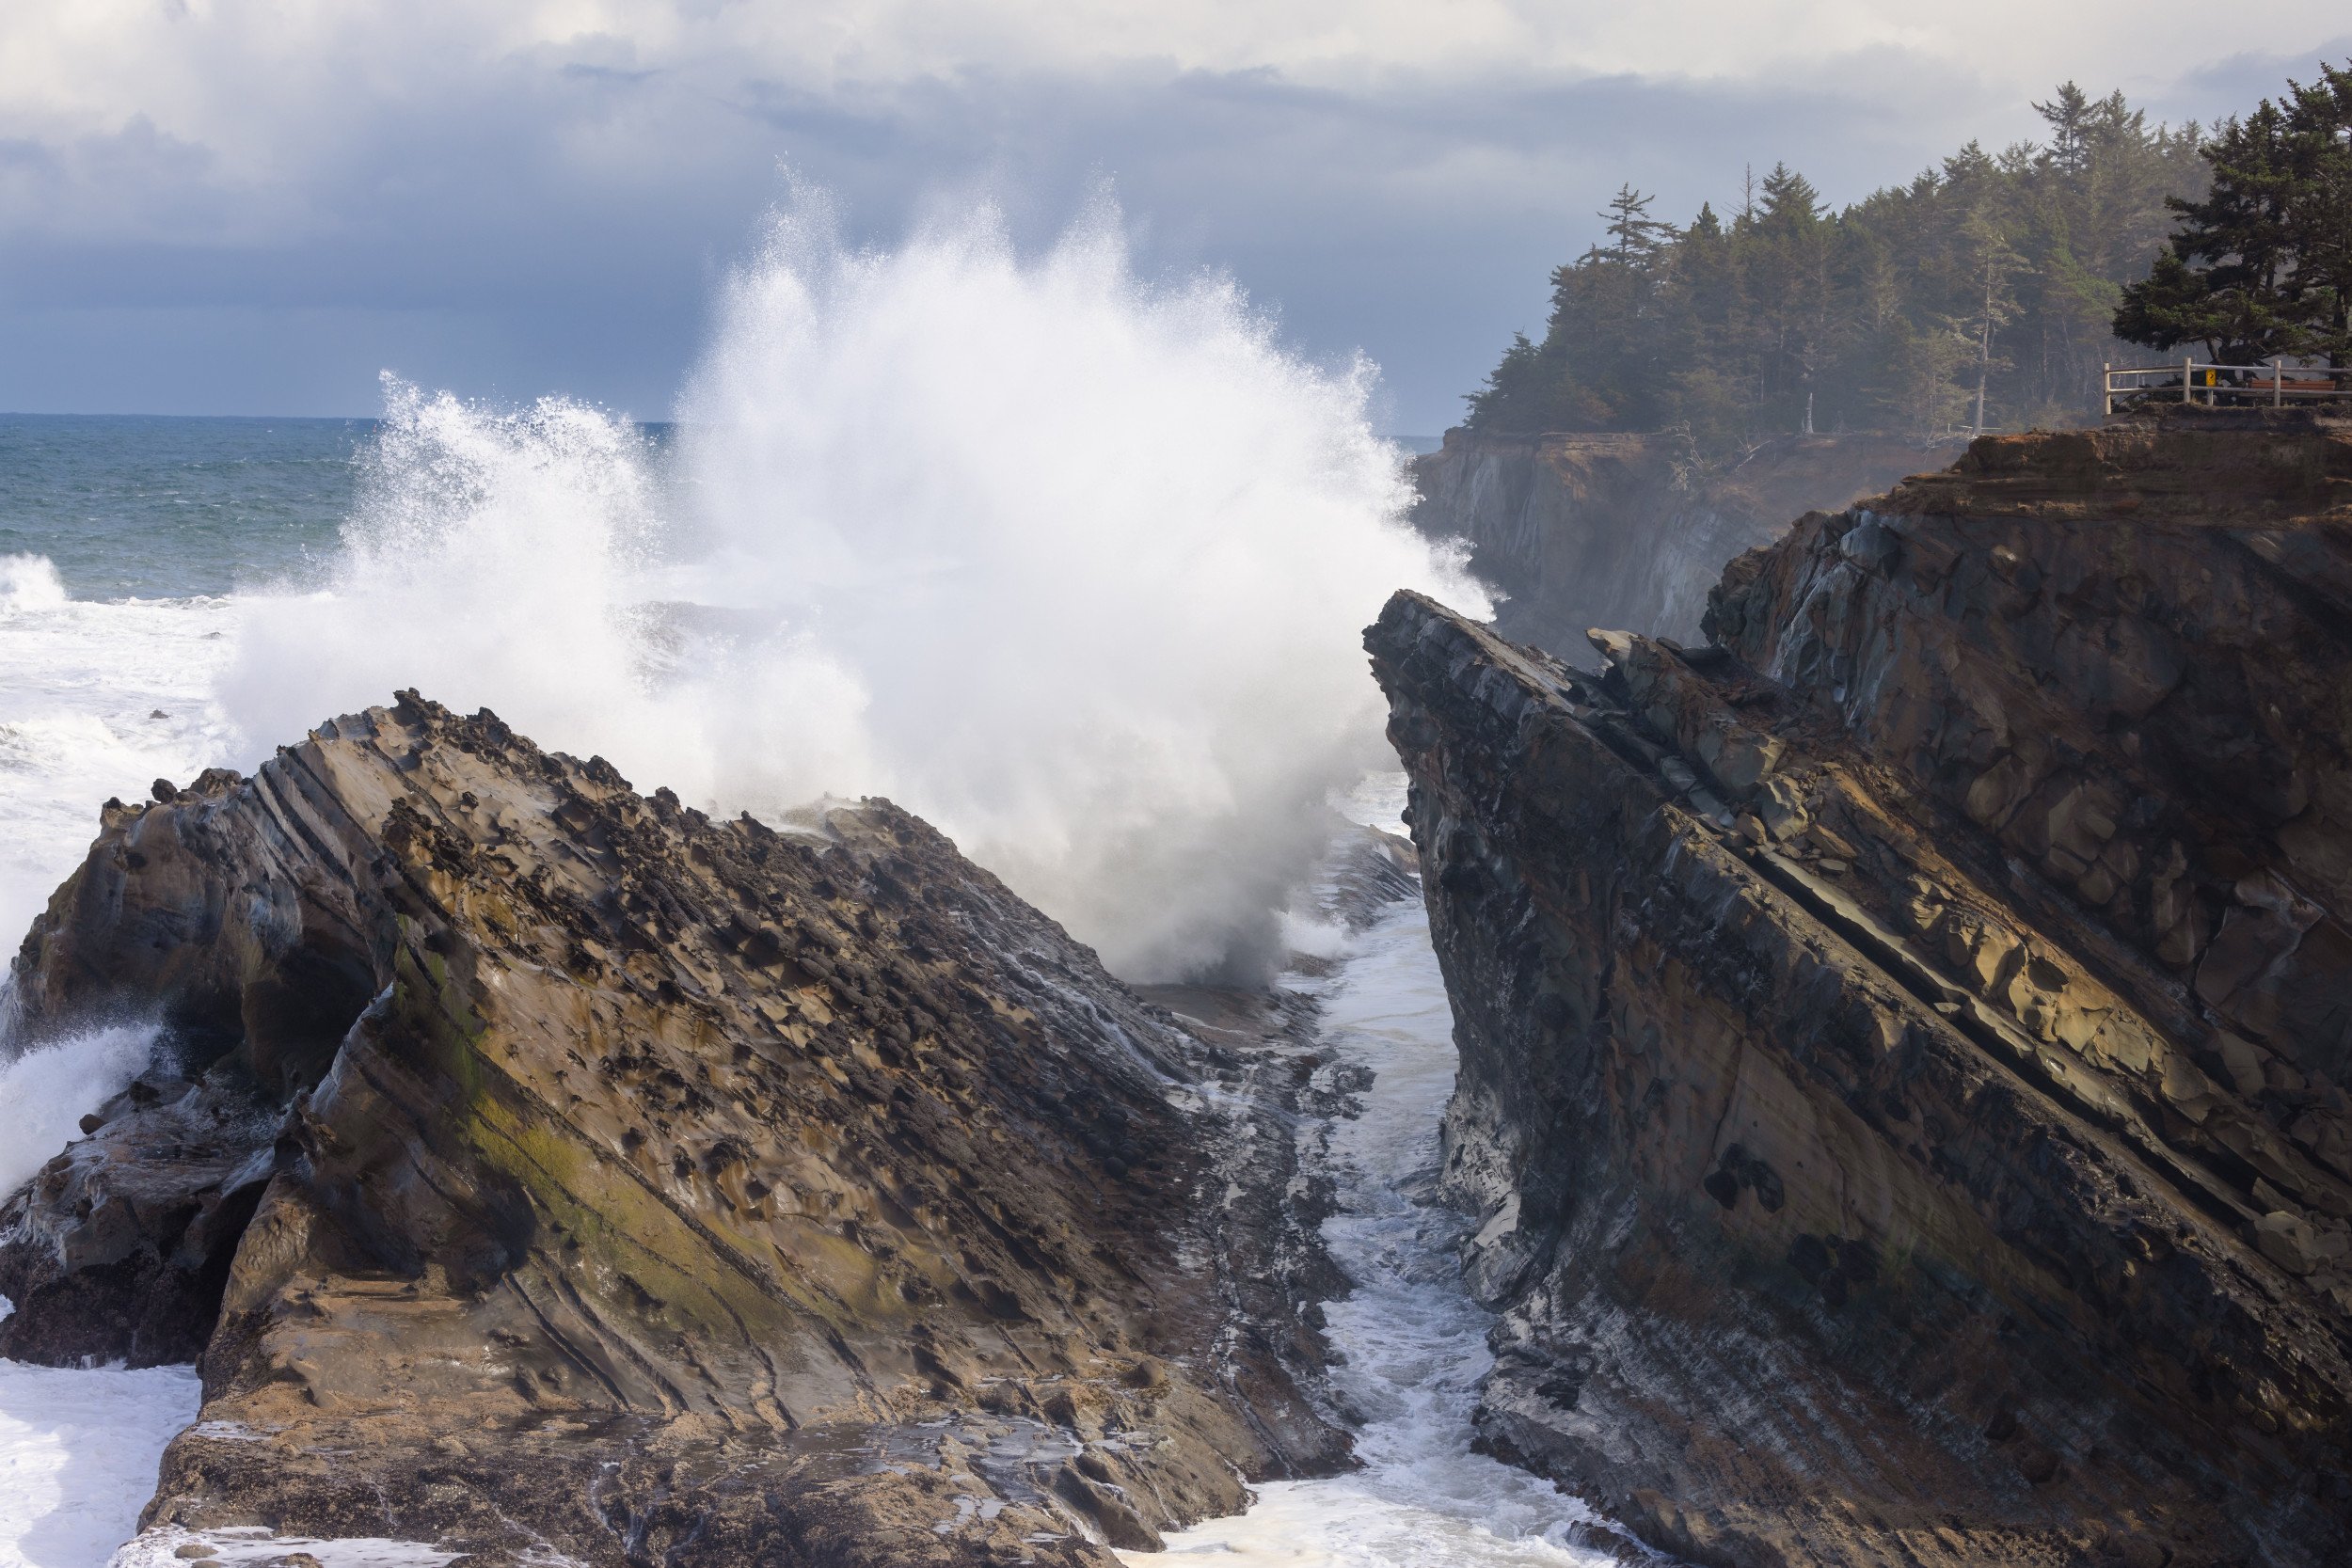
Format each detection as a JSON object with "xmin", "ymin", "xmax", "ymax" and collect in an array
[
  {"xmin": 0, "ymin": 560, "xmax": 237, "ymax": 944},
  {"xmin": 0, "ymin": 557, "xmax": 69, "ymax": 614},
  {"xmin": 223, "ymin": 189, "xmax": 1483, "ymax": 979},
  {"xmin": 0, "ymin": 1024, "xmax": 158, "ymax": 1197}
]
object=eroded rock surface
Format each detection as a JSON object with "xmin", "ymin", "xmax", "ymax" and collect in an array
[
  {"xmin": 0, "ymin": 693, "xmax": 1343, "ymax": 1565},
  {"xmin": 1369, "ymin": 418, "xmax": 2352, "ymax": 1568}
]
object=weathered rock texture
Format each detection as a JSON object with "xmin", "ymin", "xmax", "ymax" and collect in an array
[
  {"xmin": 0, "ymin": 694, "xmax": 1343, "ymax": 1565},
  {"xmin": 1370, "ymin": 416, "xmax": 2352, "ymax": 1568},
  {"xmin": 1411, "ymin": 429, "xmax": 1959, "ymax": 665}
]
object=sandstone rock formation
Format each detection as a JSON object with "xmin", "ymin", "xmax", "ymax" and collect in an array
[
  {"xmin": 1410, "ymin": 429, "xmax": 1959, "ymax": 665},
  {"xmin": 1370, "ymin": 413, "xmax": 2352, "ymax": 1568},
  {"xmin": 0, "ymin": 693, "xmax": 1344, "ymax": 1565}
]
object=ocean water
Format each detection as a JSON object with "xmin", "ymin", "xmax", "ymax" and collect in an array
[
  {"xmin": 1123, "ymin": 780, "xmax": 1615, "ymax": 1567},
  {"xmin": 0, "ymin": 414, "xmax": 365, "ymax": 598},
  {"xmin": 0, "ymin": 414, "xmax": 369, "ymax": 946},
  {"xmin": 0, "ymin": 1354, "xmax": 199, "ymax": 1568},
  {"xmin": 0, "ymin": 416, "xmax": 325, "ymax": 1567},
  {"xmin": 0, "ymin": 215, "xmax": 1539, "ymax": 1563}
]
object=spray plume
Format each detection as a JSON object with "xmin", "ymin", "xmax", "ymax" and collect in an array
[{"xmin": 224, "ymin": 190, "xmax": 1482, "ymax": 979}]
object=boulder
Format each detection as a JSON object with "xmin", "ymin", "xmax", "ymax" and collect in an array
[{"xmin": 0, "ymin": 693, "xmax": 1344, "ymax": 1566}]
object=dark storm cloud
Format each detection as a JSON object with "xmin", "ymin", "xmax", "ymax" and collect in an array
[{"xmin": 1, "ymin": 32, "xmax": 2345, "ymax": 426}]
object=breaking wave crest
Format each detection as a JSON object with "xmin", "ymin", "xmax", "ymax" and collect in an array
[
  {"xmin": 224, "ymin": 190, "xmax": 1481, "ymax": 979},
  {"xmin": 0, "ymin": 557, "xmax": 69, "ymax": 614},
  {"xmin": 0, "ymin": 1023, "xmax": 159, "ymax": 1198}
]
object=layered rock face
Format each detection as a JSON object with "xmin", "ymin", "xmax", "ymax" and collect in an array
[
  {"xmin": 1410, "ymin": 429, "xmax": 1957, "ymax": 665},
  {"xmin": 1370, "ymin": 416, "xmax": 2352, "ymax": 1568},
  {"xmin": 0, "ymin": 694, "xmax": 1342, "ymax": 1565}
]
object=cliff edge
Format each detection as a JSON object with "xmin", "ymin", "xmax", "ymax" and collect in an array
[
  {"xmin": 1369, "ymin": 416, "xmax": 2352, "ymax": 1568},
  {"xmin": 1410, "ymin": 429, "xmax": 1961, "ymax": 666}
]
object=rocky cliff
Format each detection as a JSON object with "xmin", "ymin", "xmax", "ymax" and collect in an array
[
  {"xmin": 0, "ymin": 693, "xmax": 1344, "ymax": 1566},
  {"xmin": 1370, "ymin": 413, "xmax": 2352, "ymax": 1568},
  {"xmin": 1411, "ymin": 430, "xmax": 1959, "ymax": 666}
]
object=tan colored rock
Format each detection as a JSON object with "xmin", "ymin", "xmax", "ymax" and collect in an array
[
  {"xmin": 2217, "ymin": 1032, "xmax": 2272, "ymax": 1099},
  {"xmin": 1935, "ymin": 910, "xmax": 2024, "ymax": 996},
  {"xmin": 1760, "ymin": 775, "xmax": 1811, "ymax": 840},
  {"xmin": 0, "ymin": 695, "xmax": 1344, "ymax": 1566}
]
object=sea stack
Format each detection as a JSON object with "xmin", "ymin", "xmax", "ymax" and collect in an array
[
  {"xmin": 0, "ymin": 692, "xmax": 1344, "ymax": 1565},
  {"xmin": 1369, "ymin": 411, "xmax": 2352, "ymax": 1568}
]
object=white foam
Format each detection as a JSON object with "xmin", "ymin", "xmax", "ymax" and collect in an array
[
  {"xmin": 1124, "ymin": 879, "xmax": 1617, "ymax": 1567},
  {"xmin": 220, "ymin": 189, "xmax": 1486, "ymax": 982},
  {"xmin": 0, "ymin": 1025, "xmax": 160, "ymax": 1197},
  {"xmin": 0, "ymin": 1358, "xmax": 199, "ymax": 1568},
  {"xmin": 0, "ymin": 558, "xmax": 68, "ymax": 615},
  {"xmin": 0, "ymin": 559, "xmax": 237, "ymax": 944},
  {"xmin": 109, "ymin": 1527, "xmax": 465, "ymax": 1568}
]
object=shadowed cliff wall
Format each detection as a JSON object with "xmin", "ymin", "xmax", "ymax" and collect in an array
[
  {"xmin": 1372, "ymin": 417, "xmax": 2352, "ymax": 1568},
  {"xmin": 1410, "ymin": 430, "xmax": 1961, "ymax": 666}
]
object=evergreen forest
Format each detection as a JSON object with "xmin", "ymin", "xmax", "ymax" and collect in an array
[
  {"xmin": 2114, "ymin": 62, "xmax": 2352, "ymax": 369},
  {"xmin": 1463, "ymin": 85, "xmax": 2206, "ymax": 447}
]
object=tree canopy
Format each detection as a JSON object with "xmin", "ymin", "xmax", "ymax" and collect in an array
[
  {"xmin": 1464, "ymin": 85, "xmax": 2204, "ymax": 446},
  {"xmin": 2113, "ymin": 62, "xmax": 2352, "ymax": 366}
]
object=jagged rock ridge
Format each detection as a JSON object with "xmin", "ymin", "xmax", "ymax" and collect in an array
[
  {"xmin": 0, "ymin": 692, "xmax": 1345, "ymax": 1566},
  {"xmin": 1370, "ymin": 415, "xmax": 2352, "ymax": 1568}
]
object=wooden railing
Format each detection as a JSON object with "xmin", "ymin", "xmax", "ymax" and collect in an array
[{"xmin": 2105, "ymin": 358, "xmax": 2352, "ymax": 415}]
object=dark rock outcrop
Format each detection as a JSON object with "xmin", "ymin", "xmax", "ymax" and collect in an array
[
  {"xmin": 1369, "ymin": 418, "xmax": 2352, "ymax": 1568},
  {"xmin": 1410, "ymin": 429, "xmax": 1959, "ymax": 665},
  {"xmin": 0, "ymin": 694, "xmax": 1344, "ymax": 1565}
]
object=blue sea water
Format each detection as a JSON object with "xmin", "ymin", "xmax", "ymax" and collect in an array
[{"xmin": 0, "ymin": 414, "xmax": 370, "ymax": 597}]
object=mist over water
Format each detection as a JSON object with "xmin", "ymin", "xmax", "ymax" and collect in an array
[{"xmin": 226, "ymin": 191, "xmax": 1481, "ymax": 979}]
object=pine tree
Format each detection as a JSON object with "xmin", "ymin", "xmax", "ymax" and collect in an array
[
  {"xmin": 1601, "ymin": 184, "xmax": 1674, "ymax": 263},
  {"xmin": 2114, "ymin": 61, "xmax": 2352, "ymax": 365},
  {"xmin": 2035, "ymin": 83, "xmax": 2096, "ymax": 177},
  {"xmin": 1460, "ymin": 81, "xmax": 2217, "ymax": 440}
]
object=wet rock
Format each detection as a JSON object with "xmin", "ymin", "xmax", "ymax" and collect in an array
[
  {"xmin": 0, "ymin": 1071, "xmax": 276, "ymax": 1366},
  {"xmin": 0, "ymin": 692, "xmax": 1344, "ymax": 1566}
]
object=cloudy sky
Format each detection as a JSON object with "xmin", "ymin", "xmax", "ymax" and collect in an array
[{"xmin": 3, "ymin": 3, "xmax": 2346, "ymax": 431}]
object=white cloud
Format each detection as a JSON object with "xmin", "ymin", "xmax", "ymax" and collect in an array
[{"xmin": 0, "ymin": 2, "xmax": 2344, "ymax": 420}]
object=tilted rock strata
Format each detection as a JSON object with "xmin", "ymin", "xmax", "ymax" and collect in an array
[
  {"xmin": 1708, "ymin": 419, "xmax": 2352, "ymax": 1105},
  {"xmin": 1370, "ymin": 434, "xmax": 2352, "ymax": 1568},
  {"xmin": 1409, "ymin": 429, "xmax": 1958, "ymax": 666},
  {"xmin": 0, "ymin": 694, "xmax": 1344, "ymax": 1566}
]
